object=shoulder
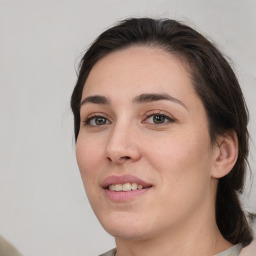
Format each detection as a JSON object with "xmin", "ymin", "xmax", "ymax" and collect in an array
[
  {"xmin": 99, "ymin": 248, "xmax": 116, "ymax": 256},
  {"xmin": 239, "ymin": 220, "xmax": 256, "ymax": 256},
  {"xmin": 239, "ymin": 239, "xmax": 256, "ymax": 256},
  {"xmin": 0, "ymin": 235, "xmax": 23, "ymax": 256}
]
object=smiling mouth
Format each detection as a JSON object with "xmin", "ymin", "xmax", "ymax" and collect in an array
[
  {"xmin": 103, "ymin": 175, "xmax": 152, "ymax": 201},
  {"xmin": 108, "ymin": 182, "xmax": 149, "ymax": 191},
  {"xmin": 102, "ymin": 174, "xmax": 152, "ymax": 195}
]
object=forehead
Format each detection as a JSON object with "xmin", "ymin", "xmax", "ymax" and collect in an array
[{"xmin": 82, "ymin": 46, "xmax": 196, "ymax": 103}]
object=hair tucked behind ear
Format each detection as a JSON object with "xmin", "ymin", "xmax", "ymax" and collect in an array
[
  {"xmin": 216, "ymin": 179, "xmax": 252, "ymax": 246},
  {"xmin": 71, "ymin": 17, "xmax": 253, "ymax": 245}
]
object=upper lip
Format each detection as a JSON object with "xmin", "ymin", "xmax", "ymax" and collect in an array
[{"xmin": 101, "ymin": 174, "xmax": 152, "ymax": 189}]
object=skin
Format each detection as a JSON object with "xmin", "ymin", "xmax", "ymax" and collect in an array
[{"xmin": 76, "ymin": 46, "xmax": 236, "ymax": 256}]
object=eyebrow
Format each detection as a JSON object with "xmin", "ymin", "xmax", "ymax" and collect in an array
[
  {"xmin": 80, "ymin": 95, "xmax": 110, "ymax": 107},
  {"xmin": 80, "ymin": 93, "xmax": 187, "ymax": 110},
  {"xmin": 133, "ymin": 93, "xmax": 187, "ymax": 109}
]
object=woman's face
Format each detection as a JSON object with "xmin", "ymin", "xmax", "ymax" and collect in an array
[{"xmin": 76, "ymin": 47, "xmax": 218, "ymax": 240}]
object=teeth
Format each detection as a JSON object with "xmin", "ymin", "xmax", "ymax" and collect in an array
[
  {"xmin": 123, "ymin": 183, "xmax": 131, "ymax": 191},
  {"xmin": 131, "ymin": 183, "xmax": 138, "ymax": 190},
  {"xmin": 108, "ymin": 183, "xmax": 144, "ymax": 191},
  {"xmin": 115, "ymin": 184, "xmax": 123, "ymax": 191}
]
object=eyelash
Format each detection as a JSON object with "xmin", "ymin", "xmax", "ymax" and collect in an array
[
  {"xmin": 143, "ymin": 111, "xmax": 175, "ymax": 125},
  {"xmin": 83, "ymin": 114, "xmax": 111, "ymax": 126},
  {"xmin": 83, "ymin": 111, "xmax": 175, "ymax": 127}
]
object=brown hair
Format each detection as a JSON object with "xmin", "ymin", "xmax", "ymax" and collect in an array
[{"xmin": 71, "ymin": 18, "xmax": 252, "ymax": 245}]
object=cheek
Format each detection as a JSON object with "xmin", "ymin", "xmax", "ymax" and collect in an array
[
  {"xmin": 145, "ymin": 129, "xmax": 213, "ymax": 193},
  {"xmin": 76, "ymin": 134, "xmax": 104, "ymax": 184},
  {"xmin": 147, "ymin": 132, "xmax": 208, "ymax": 165}
]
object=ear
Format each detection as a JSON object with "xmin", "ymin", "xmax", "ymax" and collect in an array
[{"xmin": 211, "ymin": 130, "xmax": 238, "ymax": 179}]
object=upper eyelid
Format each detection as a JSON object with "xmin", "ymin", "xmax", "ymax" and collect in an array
[
  {"xmin": 143, "ymin": 114, "xmax": 174, "ymax": 124},
  {"xmin": 83, "ymin": 112, "xmax": 111, "ymax": 120},
  {"xmin": 82, "ymin": 113, "xmax": 112, "ymax": 125},
  {"xmin": 81, "ymin": 110, "xmax": 176, "ymax": 124},
  {"xmin": 145, "ymin": 114, "xmax": 174, "ymax": 120},
  {"xmin": 143, "ymin": 110, "xmax": 175, "ymax": 120}
]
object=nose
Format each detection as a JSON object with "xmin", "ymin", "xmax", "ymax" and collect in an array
[{"xmin": 105, "ymin": 122, "xmax": 141, "ymax": 165}]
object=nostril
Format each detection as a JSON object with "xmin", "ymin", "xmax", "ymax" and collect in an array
[
  {"xmin": 121, "ymin": 156, "xmax": 130, "ymax": 160},
  {"xmin": 118, "ymin": 156, "xmax": 131, "ymax": 163},
  {"xmin": 107, "ymin": 155, "xmax": 132, "ymax": 164}
]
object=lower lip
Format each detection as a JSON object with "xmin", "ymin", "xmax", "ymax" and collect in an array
[{"xmin": 104, "ymin": 188, "xmax": 151, "ymax": 202}]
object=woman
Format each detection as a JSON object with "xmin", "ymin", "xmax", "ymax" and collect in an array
[{"xmin": 71, "ymin": 18, "xmax": 253, "ymax": 256}]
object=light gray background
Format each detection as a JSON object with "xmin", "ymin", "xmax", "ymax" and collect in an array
[{"xmin": 0, "ymin": 0, "xmax": 255, "ymax": 255}]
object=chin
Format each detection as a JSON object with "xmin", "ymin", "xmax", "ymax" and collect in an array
[
  {"xmin": 97, "ymin": 212, "xmax": 154, "ymax": 240},
  {"xmin": 105, "ymin": 226, "xmax": 151, "ymax": 241}
]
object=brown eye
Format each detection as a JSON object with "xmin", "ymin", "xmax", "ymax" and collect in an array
[
  {"xmin": 145, "ymin": 114, "xmax": 174, "ymax": 125},
  {"xmin": 153, "ymin": 115, "xmax": 166, "ymax": 124},
  {"xmin": 94, "ymin": 117, "xmax": 107, "ymax": 125},
  {"xmin": 84, "ymin": 116, "xmax": 110, "ymax": 126}
]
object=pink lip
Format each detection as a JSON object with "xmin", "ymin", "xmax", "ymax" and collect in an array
[
  {"xmin": 102, "ymin": 174, "xmax": 152, "ymax": 202},
  {"xmin": 102, "ymin": 174, "xmax": 152, "ymax": 189}
]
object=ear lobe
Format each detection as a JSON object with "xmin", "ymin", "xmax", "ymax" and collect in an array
[{"xmin": 211, "ymin": 130, "xmax": 238, "ymax": 179}]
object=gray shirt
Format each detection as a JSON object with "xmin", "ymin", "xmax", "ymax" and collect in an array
[{"xmin": 99, "ymin": 244, "xmax": 242, "ymax": 256}]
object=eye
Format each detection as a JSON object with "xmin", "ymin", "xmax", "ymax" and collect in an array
[
  {"xmin": 84, "ymin": 115, "xmax": 110, "ymax": 126},
  {"xmin": 144, "ymin": 112, "xmax": 174, "ymax": 125}
]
